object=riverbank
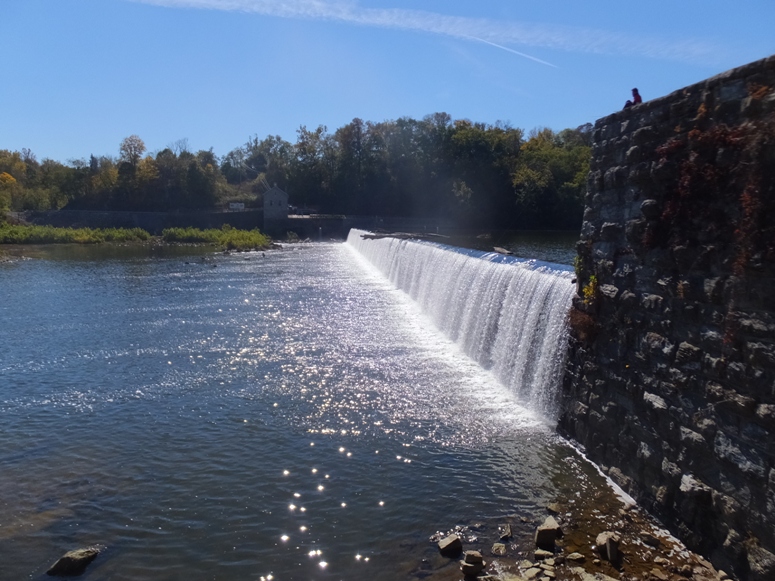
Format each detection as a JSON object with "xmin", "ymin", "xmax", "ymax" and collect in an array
[
  {"xmin": 0, "ymin": 223, "xmax": 274, "ymax": 251},
  {"xmin": 416, "ymin": 447, "xmax": 728, "ymax": 581}
]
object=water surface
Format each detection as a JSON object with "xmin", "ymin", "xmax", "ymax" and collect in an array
[{"xmin": 1, "ymin": 241, "xmax": 595, "ymax": 580}]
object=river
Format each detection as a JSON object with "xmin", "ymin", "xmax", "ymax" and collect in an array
[{"xmin": 1, "ymin": 234, "xmax": 614, "ymax": 580}]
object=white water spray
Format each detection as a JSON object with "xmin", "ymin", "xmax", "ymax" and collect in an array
[{"xmin": 346, "ymin": 229, "xmax": 575, "ymax": 418}]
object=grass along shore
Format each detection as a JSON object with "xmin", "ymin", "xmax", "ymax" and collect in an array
[{"xmin": 0, "ymin": 224, "xmax": 273, "ymax": 251}]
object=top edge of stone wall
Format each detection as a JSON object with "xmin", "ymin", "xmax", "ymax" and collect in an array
[{"xmin": 593, "ymin": 53, "xmax": 775, "ymax": 129}]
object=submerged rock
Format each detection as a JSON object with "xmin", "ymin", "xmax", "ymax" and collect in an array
[
  {"xmin": 546, "ymin": 503, "xmax": 563, "ymax": 515},
  {"xmin": 46, "ymin": 546, "xmax": 101, "ymax": 577},
  {"xmin": 491, "ymin": 543, "xmax": 507, "ymax": 556}
]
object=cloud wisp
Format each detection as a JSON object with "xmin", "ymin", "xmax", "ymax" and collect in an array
[{"xmin": 130, "ymin": 0, "xmax": 720, "ymax": 66}]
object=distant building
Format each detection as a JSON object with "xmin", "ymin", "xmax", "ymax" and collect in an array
[{"xmin": 263, "ymin": 185, "xmax": 289, "ymax": 232}]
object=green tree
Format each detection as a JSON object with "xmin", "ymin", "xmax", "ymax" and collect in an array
[
  {"xmin": 290, "ymin": 125, "xmax": 331, "ymax": 209},
  {"xmin": 0, "ymin": 172, "xmax": 17, "ymax": 212},
  {"xmin": 244, "ymin": 135, "xmax": 292, "ymax": 191},
  {"xmin": 512, "ymin": 126, "xmax": 590, "ymax": 228},
  {"xmin": 0, "ymin": 150, "xmax": 28, "ymax": 185}
]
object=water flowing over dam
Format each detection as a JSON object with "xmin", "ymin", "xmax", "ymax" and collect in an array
[{"xmin": 346, "ymin": 229, "xmax": 575, "ymax": 418}]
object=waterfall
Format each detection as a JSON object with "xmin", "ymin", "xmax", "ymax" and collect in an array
[{"xmin": 346, "ymin": 229, "xmax": 575, "ymax": 418}]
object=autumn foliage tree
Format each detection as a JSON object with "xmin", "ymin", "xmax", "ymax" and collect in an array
[{"xmin": 119, "ymin": 135, "xmax": 146, "ymax": 167}]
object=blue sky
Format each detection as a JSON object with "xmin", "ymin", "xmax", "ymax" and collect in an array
[{"xmin": 3, "ymin": 0, "xmax": 774, "ymax": 162}]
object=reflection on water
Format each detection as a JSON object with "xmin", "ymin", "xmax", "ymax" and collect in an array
[{"xmin": 1, "ymin": 241, "xmax": 594, "ymax": 580}]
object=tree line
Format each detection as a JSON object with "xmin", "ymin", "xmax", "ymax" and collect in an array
[{"xmin": 0, "ymin": 113, "xmax": 592, "ymax": 229}]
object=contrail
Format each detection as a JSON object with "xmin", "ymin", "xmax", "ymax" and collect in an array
[{"xmin": 467, "ymin": 36, "xmax": 558, "ymax": 68}]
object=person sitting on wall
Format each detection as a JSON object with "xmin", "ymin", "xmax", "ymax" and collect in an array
[{"xmin": 623, "ymin": 88, "xmax": 643, "ymax": 109}]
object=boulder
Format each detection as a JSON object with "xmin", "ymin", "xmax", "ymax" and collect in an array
[
  {"xmin": 438, "ymin": 534, "xmax": 463, "ymax": 557},
  {"xmin": 535, "ymin": 516, "xmax": 562, "ymax": 549},
  {"xmin": 535, "ymin": 549, "xmax": 554, "ymax": 560},
  {"xmin": 46, "ymin": 546, "xmax": 101, "ymax": 577},
  {"xmin": 595, "ymin": 531, "xmax": 621, "ymax": 563},
  {"xmin": 464, "ymin": 550, "xmax": 484, "ymax": 564},
  {"xmin": 524, "ymin": 567, "xmax": 543, "ymax": 579}
]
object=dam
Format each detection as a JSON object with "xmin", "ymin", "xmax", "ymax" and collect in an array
[{"xmin": 346, "ymin": 228, "xmax": 575, "ymax": 418}]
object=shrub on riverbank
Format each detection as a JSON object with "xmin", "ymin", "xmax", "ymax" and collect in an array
[
  {"xmin": 0, "ymin": 224, "xmax": 152, "ymax": 244},
  {"xmin": 161, "ymin": 225, "xmax": 271, "ymax": 250},
  {"xmin": 0, "ymin": 224, "xmax": 271, "ymax": 250}
]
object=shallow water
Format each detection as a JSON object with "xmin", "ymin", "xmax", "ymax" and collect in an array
[{"xmin": 0, "ymin": 241, "xmax": 598, "ymax": 580}]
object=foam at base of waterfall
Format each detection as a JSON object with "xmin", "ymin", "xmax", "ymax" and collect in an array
[{"xmin": 346, "ymin": 229, "xmax": 575, "ymax": 419}]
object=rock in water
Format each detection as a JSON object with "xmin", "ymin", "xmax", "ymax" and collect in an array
[
  {"xmin": 535, "ymin": 516, "xmax": 562, "ymax": 550},
  {"xmin": 460, "ymin": 552, "xmax": 486, "ymax": 576},
  {"xmin": 47, "ymin": 546, "xmax": 101, "ymax": 576},
  {"xmin": 491, "ymin": 543, "xmax": 507, "ymax": 556},
  {"xmin": 524, "ymin": 566, "xmax": 543, "ymax": 579},
  {"xmin": 438, "ymin": 534, "xmax": 463, "ymax": 557},
  {"xmin": 499, "ymin": 523, "xmax": 512, "ymax": 540},
  {"xmin": 460, "ymin": 560, "xmax": 485, "ymax": 576},
  {"xmin": 546, "ymin": 503, "xmax": 562, "ymax": 515}
]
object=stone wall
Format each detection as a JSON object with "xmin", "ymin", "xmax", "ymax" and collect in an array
[{"xmin": 559, "ymin": 55, "xmax": 775, "ymax": 580}]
